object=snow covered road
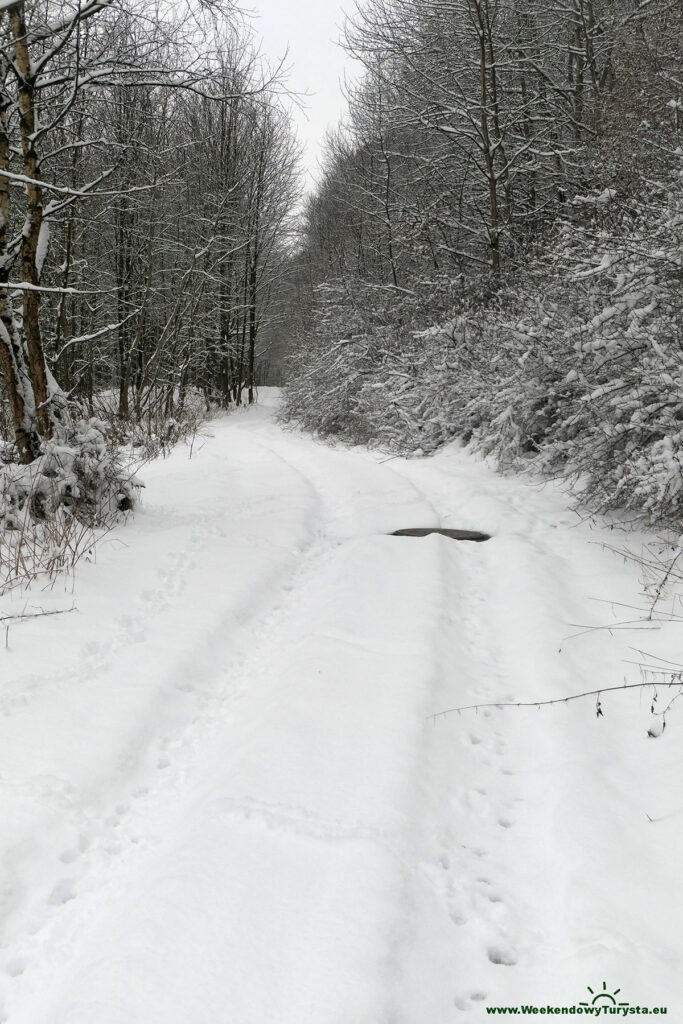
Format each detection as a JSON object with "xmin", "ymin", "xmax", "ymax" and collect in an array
[{"xmin": 1, "ymin": 393, "xmax": 681, "ymax": 1022}]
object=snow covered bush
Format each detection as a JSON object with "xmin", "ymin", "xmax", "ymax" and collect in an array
[
  {"xmin": 464, "ymin": 176, "xmax": 683, "ymax": 521},
  {"xmin": 283, "ymin": 166, "xmax": 683, "ymax": 525},
  {"xmin": 0, "ymin": 417, "xmax": 141, "ymax": 532},
  {"xmin": 284, "ymin": 282, "xmax": 390, "ymax": 444},
  {"xmin": 283, "ymin": 278, "xmax": 471, "ymax": 452},
  {"xmin": 0, "ymin": 416, "xmax": 144, "ymax": 592}
]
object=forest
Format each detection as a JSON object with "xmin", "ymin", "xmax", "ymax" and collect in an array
[
  {"xmin": 0, "ymin": 0, "xmax": 299, "ymax": 558},
  {"xmin": 0, "ymin": 0, "xmax": 681, "ymax": 563},
  {"xmin": 284, "ymin": 0, "xmax": 682, "ymax": 525}
]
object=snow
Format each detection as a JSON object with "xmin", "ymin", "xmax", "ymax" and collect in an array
[
  {"xmin": 572, "ymin": 189, "xmax": 617, "ymax": 207},
  {"xmin": 34, "ymin": 221, "xmax": 50, "ymax": 281},
  {"xmin": 1, "ymin": 390, "xmax": 681, "ymax": 1022}
]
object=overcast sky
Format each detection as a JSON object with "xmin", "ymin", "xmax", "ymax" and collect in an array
[{"xmin": 248, "ymin": 0, "xmax": 356, "ymax": 189}]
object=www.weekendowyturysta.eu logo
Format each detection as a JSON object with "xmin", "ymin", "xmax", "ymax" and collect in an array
[
  {"xmin": 580, "ymin": 982, "xmax": 629, "ymax": 1010},
  {"xmin": 485, "ymin": 979, "xmax": 669, "ymax": 1014}
]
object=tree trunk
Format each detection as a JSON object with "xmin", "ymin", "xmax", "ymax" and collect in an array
[
  {"xmin": 9, "ymin": 2, "xmax": 56, "ymax": 441},
  {"xmin": 0, "ymin": 64, "xmax": 40, "ymax": 461}
]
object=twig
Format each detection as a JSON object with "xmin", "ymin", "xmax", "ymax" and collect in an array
[
  {"xmin": 629, "ymin": 647, "xmax": 683, "ymax": 668},
  {"xmin": 649, "ymin": 550, "xmax": 682, "ymax": 620},
  {"xmin": 429, "ymin": 677, "xmax": 683, "ymax": 721},
  {"xmin": 564, "ymin": 619, "xmax": 661, "ymax": 639},
  {"xmin": 0, "ymin": 604, "xmax": 76, "ymax": 623}
]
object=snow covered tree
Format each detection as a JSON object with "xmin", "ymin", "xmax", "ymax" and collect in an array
[{"xmin": 282, "ymin": 0, "xmax": 683, "ymax": 523}]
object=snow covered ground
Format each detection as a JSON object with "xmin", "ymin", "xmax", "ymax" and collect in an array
[{"xmin": 1, "ymin": 390, "xmax": 681, "ymax": 1023}]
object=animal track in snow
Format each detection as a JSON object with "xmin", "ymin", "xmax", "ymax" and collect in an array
[
  {"xmin": 118, "ymin": 615, "xmax": 146, "ymax": 644},
  {"xmin": 448, "ymin": 906, "xmax": 468, "ymax": 927},
  {"xmin": 454, "ymin": 990, "xmax": 489, "ymax": 1011},
  {"xmin": 214, "ymin": 796, "xmax": 396, "ymax": 852},
  {"xmin": 487, "ymin": 944, "xmax": 518, "ymax": 966},
  {"xmin": 58, "ymin": 848, "xmax": 79, "ymax": 864},
  {"xmin": 4, "ymin": 956, "xmax": 26, "ymax": 978},
  {"xmin": 47, "ymin": 880, "xmax": 77, "ymax": 906}
]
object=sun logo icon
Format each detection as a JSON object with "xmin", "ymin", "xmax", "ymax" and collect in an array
[{"xmin": 580, "ymin": 981, "xmax": 629, "ymax": 1009}]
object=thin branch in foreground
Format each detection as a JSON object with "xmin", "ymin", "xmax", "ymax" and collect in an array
[
  {"xmin": 563, "ymin": 619, "xmax": 662, "ymax": 640},
  {"xmin": 0, "ymin": 604, "xmax": 76, "ymax": 623},
  {"xmin": 429, "ymin": 676, "xmax": 683, "ymax": 722}
]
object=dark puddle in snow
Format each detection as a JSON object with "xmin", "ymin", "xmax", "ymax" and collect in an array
[{"xmin": 391, "ymin": 528, "xmax": 490, "ymax": 542}]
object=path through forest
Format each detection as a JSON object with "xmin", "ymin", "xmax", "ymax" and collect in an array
[{"xmin": 0, "ymin": 392, "xmax": 681, "ymax": 1022}]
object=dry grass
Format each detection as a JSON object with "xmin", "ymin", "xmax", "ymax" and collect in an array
[{"xmin": 0, "ymin": 498, "xmax": 118, "ymax": 596}]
